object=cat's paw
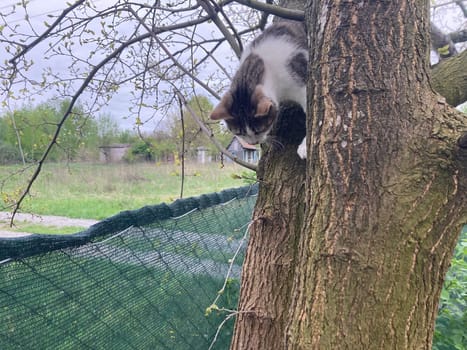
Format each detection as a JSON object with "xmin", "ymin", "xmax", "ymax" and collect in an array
[{"xmin": 297, "ymin": 137, "xmax": 307, "ymax": 159}]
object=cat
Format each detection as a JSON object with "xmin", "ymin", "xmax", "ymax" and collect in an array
[{"xmin": 210, "ymin": 20, "xmax": 308, "ymax": 159}]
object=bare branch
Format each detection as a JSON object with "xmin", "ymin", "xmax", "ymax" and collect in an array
[
  {"xmin": 128, "ymin": 7, "xmax": 222, "ymax": 99},
  {"xmin": 178, "ymin": 96, "xmax": 186, "ymax": 199},
  {"xmin": 230, "ymin": 0, "xmax": 304, "ymax": 21},
  {"xmin": 198, "ymin": 0, "xmax": 242, "ymax": 58},
  {"xmin": 455, "ymin": 0, "xmax": 467, "ymax": 17}
]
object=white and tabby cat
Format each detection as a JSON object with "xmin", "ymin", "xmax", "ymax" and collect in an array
[{"xmin": 210, "ymin": 21, "xmax": 308, "ymax": 159}]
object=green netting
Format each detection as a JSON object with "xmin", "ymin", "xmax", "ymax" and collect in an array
[{"xmin": 0, "ymin": 184, "xmax": 258, "ymax": 350}]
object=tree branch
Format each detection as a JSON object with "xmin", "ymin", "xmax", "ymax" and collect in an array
[
  {"xmin": 6, "ymin": 11, "xmax": 219, "ymax": 223},
  {"xmin": 128, "ymin": 7, "xmax": 221, "ymax": 99},
  {"xmin": 455, "ymin": 0, "xmax": 467, "ymax": 17},
  {"xmin": 231, "ymin": 0, "xmax": 304, "ymax": 21},
  {"xmin": 198, "ymin": 0, "xmax": 242, "ymax": 58},
  {"xmin": 431, "ymin": 49, "xmax": 467, "ymax": 106}
]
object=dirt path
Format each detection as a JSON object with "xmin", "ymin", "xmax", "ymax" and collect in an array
[{"xmin": 0, "ymin": 212, "xmax": 98, "ymax": 238}]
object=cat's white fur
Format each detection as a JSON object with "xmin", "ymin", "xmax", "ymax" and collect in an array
[{"xmin": 242, "ymin": 35, "xmax": 308, "ymax": 159}]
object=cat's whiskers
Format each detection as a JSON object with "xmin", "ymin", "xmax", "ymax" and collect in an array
[{"xmin": 267, "ymin": 137, "xmax": 285, "ymax": 151}]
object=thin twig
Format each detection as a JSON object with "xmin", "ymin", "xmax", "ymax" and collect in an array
[
  {"xmin": 206, "ymin": 221, "xmax": 254, "ymax": 350},
  {"xmin": 7, "ymin": 9, "xmax": 219, "ymax": 224},
  {"xmin": 178, "ymin": 96, "xmax": 185, "ymax": 199},
  {"xmin": 129, "ymin": 6, "xmax": 222, "ymax": 100},
  {"xmin": 8, "ymin": 0, "xmax": 86, "ymax": 64}
]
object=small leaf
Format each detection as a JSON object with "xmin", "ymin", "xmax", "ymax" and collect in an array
[{"xmin": 437, "ymin": 44, "xmax": 450, "ymax": 56}]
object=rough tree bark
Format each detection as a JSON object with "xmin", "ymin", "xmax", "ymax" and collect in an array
[
  {"xmin": 431, "ymin": 49, "xmax": 467, "ymax": 107},
  {"xmin": 231, "ymin": 0, "xmax": 466, "ymax": 349},
  {"xmin": 230, "ymin": 103, "xmax": 306, "ymax": 349}
]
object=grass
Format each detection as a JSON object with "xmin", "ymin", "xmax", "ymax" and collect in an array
[
  {"xmin": 0, "ymin": 162, "xmax": 252, "ymax": 220},
  {"xmin": 0, "ymin": 222, "xmax": 85, "ymax": 234}
]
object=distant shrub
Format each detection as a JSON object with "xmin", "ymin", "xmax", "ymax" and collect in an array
[
  {"xmin": 0, "ymin": 143, "xmax": 21, "ymax": 164},
  {"xmin": 124, "ymin": 141, "xmax": 156, "ymax": 162}
]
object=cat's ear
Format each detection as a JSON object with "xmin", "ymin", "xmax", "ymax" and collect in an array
[
  {"xmin": 253, "ymin": 85, "xmax": 274, "ymax": 118},
  {"xmin": 255, "ymin": 97, "xmax": 274, "ymax": 118},
  {"xmin": 210, "ymin": 94, "xmax": 233, "ymax": 121}
]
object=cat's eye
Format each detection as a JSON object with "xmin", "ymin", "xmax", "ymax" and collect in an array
[{"xmin": 250, "ymin": 123, "xmax": 267, "ymax": 135}]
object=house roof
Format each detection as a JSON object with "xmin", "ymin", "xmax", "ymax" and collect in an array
[
  {"xmin": 99, "ymin": 143, "xmax": 131, "ymax": 149},
  {"xmin": 228, "ymin": 136, "xmax": 257, "ymax": 151}
]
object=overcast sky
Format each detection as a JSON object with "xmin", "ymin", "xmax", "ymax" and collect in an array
[
  {"xmin": 1, "ymin": 0, "xmax": 465, "ymax": 132},
  {"xmin": 0, "ymin": 0, "xmax": 236, "ymax": 132}
]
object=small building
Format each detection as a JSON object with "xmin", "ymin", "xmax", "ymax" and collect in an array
[
  {"xmin": 99, "ymin": 144, "xmax": 131, "ymax": 163},
  {"xmin": 226, "ymin": 136, "xmax": 260, "ymax": 164},
  {"xmin": 197, "ymin": 146, "xmax": 212, "ymax": 164}
]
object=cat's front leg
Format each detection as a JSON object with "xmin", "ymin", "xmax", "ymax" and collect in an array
[{"xmin": 297, "ymin": 137, "xmax": 307, "ymax": 159}]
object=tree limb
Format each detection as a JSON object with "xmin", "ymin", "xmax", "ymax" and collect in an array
[
  {"xmin": 198, "ymin": 0, "xmax": 242, "ymax": 58},
  {"xmin": 431, "ymin": 49, "xmax": 467, "ymax": 106},
  {"xmin": 230, "ymin": 0, "xmax": 304, "ymax": 21},
  {"xmin": 455, "ymin": 0, "xmax": 467, "ymax": 17}
]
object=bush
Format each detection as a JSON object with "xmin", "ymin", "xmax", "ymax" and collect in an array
[
  {"xmin": 124, "ymin": 141, "xmax": 156, "ymax": 162},
  {"xmin": 0, "ymin": 143, "xmax": 21, "ymax": 164}
]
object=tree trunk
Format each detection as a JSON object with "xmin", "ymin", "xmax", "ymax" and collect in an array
[
  {"xmin": 231, "ymin": 0, "xmax": 466, "ymax": 349},
  {"xmin": 230, "ymin": 103, "xmax": 306, "ymax": 349}
]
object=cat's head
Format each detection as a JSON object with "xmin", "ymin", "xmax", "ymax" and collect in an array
[{"xmin": 210, "ymin": 85, "xmax": 277, "ymax": 145}]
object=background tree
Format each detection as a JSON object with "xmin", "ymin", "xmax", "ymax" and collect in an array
[
  {"xmin": 0, "ymin": 100, "xmax": 98, "ymax": 162},
  {"xmin": 96, "ymin": 113, "xmax": 125, "ymax": 147}
]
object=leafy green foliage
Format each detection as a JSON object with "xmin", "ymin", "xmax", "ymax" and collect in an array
[
  {"xmin": 0, "ymin": 100, "xmax": 99, "ymax": 162},
  {"xmin": 96, "ymin": 113, "xmax": 126, "ymax": 146},
  {"xmin": 0, "ymin": 142, "xmax": 21, "ymax": 164},
  {"xmin": 0, "ymin": 101, "xmax": 144, "ymax": 164},
  {"xmin": 433, "ymin": 226, "xmax": 467, "ymax": 350}
]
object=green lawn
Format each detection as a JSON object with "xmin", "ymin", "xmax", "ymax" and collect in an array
[{"xmin": 0, "ymin": 162, "xmax": 253, "ymax": 220}]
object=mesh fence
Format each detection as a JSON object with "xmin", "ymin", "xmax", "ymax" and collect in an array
[{"xmin": 0, "ymin": 185, "xmax": 258, "ymax": 350}]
